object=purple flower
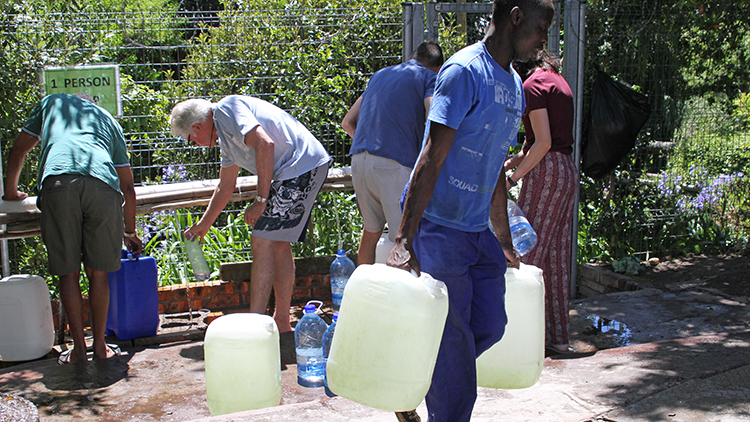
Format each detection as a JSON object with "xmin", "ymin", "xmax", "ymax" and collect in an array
[{"xmin": 162, "ymin": 164, "xmax": 187, "ymax": 183}]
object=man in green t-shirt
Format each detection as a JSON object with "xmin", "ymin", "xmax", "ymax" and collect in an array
[{"xmin": 3, "ymin": 93, "xmax": 142, "ymax": 364}]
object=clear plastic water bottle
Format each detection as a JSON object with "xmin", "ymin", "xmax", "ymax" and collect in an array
[
  {"xmin": 507, "ymin": 199, "xmax": 538, "ymax": 256},
  {"xmin": 329, "ymin": 249, "xmax": 355, "ymax": 311},
  {"xmin": 322, "ymin": 311, "xmax": 338, "ymax": 397},
  {"xmin": 295, "ymin": 300, "xmax": 328, "ymax": 387},
  {"xmin": 185, "ymin": 238, "xmax": 210, "ymax": 281}
]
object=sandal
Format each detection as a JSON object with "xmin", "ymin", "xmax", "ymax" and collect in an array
[
  {"xmin": 396, "ymin": 410, "xmax": 421, "ymax": 422},
  {"xmin": 57, "ymin": 349, "xmax": 73, "ymax": 365},
  {"xmin": 545, "ymin": 345, "xmax": 575, "ymax": 357},
  {"xmin": 99, "ymin": 343, "xmax": 122, "ymax": 359}
]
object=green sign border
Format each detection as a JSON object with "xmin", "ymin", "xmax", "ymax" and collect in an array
[{"xmin": 42, "ymin": 64, "xmax": 122, "ymax": 118}]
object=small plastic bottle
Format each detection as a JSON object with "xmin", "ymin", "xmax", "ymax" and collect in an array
[
  {"xmin": 185, "ymin": 238, "xmax": 211, "ymax": 281},
  {"xmin": 507, "ymin": 199, "xmax": 538, "ymax": 256},
  {"xmin": 295, "ymin": 301, "xmax": 328, "ymax": 387},
  {"xmin": 329, "ymin": 249, "xmax": 355, "ymax": 311},
  {"xmin": 322, "ymin": 311, "xmax": 338, "ymax": 397}
]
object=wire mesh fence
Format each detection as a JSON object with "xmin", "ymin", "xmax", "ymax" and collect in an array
[
  {"xmin": 1, "ymin": 1, "xmax": 747, "ymax": 287},
  {"xmin": 2, "ymin": 6, "xmax": 403, "ymax": 181},
  {"xmin": 0, "ymin": 3, "xmax": 402, "ymax": 284}
]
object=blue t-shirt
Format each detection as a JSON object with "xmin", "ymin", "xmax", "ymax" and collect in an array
[
  {"xmin": 214, "ymin": 96, "xmax": 331, "ymax": 181},
  {"xmin": 419, "ymin": 41, "xmax": 525, "ymax": 232},
  {"xmin": 23, "ymin": 94, "xmax": 129, "ymax": 194},
  {"xmin": 349, "ymin": 59, "xmax": 436, "ymax": 168}
]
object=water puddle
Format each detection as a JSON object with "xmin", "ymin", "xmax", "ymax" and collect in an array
[{"xmin": 582, "ymin": 315, "xmax": 633, "ymax": 347}]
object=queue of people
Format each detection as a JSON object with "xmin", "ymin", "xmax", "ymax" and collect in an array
[{"xmin": 3, "ymin": 0, "xmax": 577, "ymax": 420}]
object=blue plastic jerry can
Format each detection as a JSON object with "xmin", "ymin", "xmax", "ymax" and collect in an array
[{"xmin": 106, "ymin": 250, "xmax": 160, "ymax": 340}]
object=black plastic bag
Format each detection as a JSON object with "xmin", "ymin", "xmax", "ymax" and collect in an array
[{"xmin": 581, "ymin": 70, "xmax": 651, "ymax": 179}]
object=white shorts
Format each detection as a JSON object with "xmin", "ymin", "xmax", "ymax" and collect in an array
[{"xmin": 351, "ymin": 152, "xmax": 412, "ymax": 241}]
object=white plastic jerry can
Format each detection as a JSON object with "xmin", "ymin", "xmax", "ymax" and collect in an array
[
  {"xmin": 204, "ymin": 313, "xmax": 281, "ymax": 415},
  {"xmin": 326, "ymin": 263, "xmax": 449, "ymax": 412},
  {"xmin": 374, "ymin": 232, "xmax": 395, "ymax": 264},
  {"xmin": 0, "ymin": 275, "xmax": 54, "ymax": 362},
  {"xmin": 476, "ymin": 264, "xmax": 545, "ymax": 389}
]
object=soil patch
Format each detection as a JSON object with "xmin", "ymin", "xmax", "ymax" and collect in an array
[{"xmin": 634, "ymin": 253, "xmax": 750, "ymax": 298}]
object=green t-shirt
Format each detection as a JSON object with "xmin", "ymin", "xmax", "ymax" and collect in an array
[{"xmin": 22, "ymin": 94, "xmax": 129, "ymax": 194}]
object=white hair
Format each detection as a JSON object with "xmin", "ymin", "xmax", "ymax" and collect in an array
[{"xmin": 170, "ymin": 99, "xmax": 213, "ymax": 139}]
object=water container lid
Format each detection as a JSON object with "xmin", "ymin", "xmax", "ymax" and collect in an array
[
  {"xmin": 336, "ymin": 249, "xmax": 346, "ymax": 257},
  {"xmin": 303, "ymin": 300, "xmax": 323, "ymax": 314},
  {"xmin": 332, "ymin": 312, "xmax": 338, "ymax": 322},
  {"xmin": 520, "ymin": 263, "xmax": 543, "ymax": 276}
]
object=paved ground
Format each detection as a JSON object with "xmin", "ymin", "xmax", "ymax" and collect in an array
[{"xmin": 1, "ymin": 276, "xmax": 749, "ymax": 422}]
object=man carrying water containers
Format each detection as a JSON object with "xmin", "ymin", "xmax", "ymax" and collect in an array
[
  {"xmin": 387, "ymin": 1, "xmax": 555, "ymax": 421},
  {"xmin": 170, "ymin": 96, "xmax": 331, "ymax": 333},
  {"xmin": 341, "ymin": 41, "xmax": 443, "ymax": 265},
  {"xmin": 3, "ymin": 93, "xmax": 143, "ymax": 364}
]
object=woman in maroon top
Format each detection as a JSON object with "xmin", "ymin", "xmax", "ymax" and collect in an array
[{"xmin": 505, "ymin": 50, "xmax": 579, "ymax": 355}]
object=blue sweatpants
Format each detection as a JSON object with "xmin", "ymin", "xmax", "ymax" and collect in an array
[{"xmin": 413, "ymin": 219, "xmax": 508, "ymax": 422}]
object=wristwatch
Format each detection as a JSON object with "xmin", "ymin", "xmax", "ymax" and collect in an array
[
  {"xmin": 256, "ymin": 195, "xmax": 268, "ymax": 203},
  {"xmin": 507, "ymin": 175, "xmax": 518, "ymax": 187}
]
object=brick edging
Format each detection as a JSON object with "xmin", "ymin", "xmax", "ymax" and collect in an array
[
  {"xmin": 577, "ymin": 263, "xmax": 641, "ymax": 298},
  {"xmin": 51, "ymin": 267, "xmax": 337, "ymax": 330}
]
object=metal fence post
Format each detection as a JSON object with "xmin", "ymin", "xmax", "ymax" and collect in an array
[
  {"xmin": 548, "ymin": 0, "xmax": 562, "ymax": 58},
  {"xmin": 402, "ymin": 3, "xmax": 424, "ymax": 62},
  {"xmin": 563, "ymin": 0, "xmax": 587, "ymax": 299},
  {"xmin": 412, "ymin": 3, "xmax": 425, "ymax": 56},
  {"xmin": 426, "ymin": 2, "xmax": 439, "ymax": 43},
  {"xmin": 402, "ymin": 3, "xmax": 414, "ymax": 63}
]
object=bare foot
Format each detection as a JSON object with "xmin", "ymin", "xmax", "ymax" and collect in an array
[
  {"xmin": 550, "ymin": 344, "xmax": 571, "ymax": 353},
  {"xmin": 93, "ymin": 344, "xmax": 121, "ymax": 360},
  {"xmin": 62, "ymin": 348, "xmax": 87, "ymax": 364},
  {"xmin": 276, "ymin": 321, "xmax": 294, "ymax": 333}
]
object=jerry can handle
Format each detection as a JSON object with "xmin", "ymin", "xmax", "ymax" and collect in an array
[{"xmin": 121, "ymin": 248, "xmax": 140, "ymax": 261}]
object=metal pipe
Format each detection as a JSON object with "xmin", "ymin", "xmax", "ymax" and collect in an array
[
  {"xmin": 564, "ymin": 0, "xmax": 587, "ymax": 299},
  {"xmin": 0, "ymin": 151, "xmax": 9, "ymax": 277}
]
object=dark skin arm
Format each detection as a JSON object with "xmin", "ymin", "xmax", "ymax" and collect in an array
[
  {"xmin": 386, "ymin": 121, "xmax": 455, "ymax": 275},
  {"xmin": 489, "ymin": 160, "xmax": 521, "ymax": 268}
]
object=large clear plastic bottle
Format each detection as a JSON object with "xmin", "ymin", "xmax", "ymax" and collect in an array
[
  {"xmin": 185, "ymin": 238, "xmax": 210, "ymax": 281},
  {"xmin": 329, "ymin": 249, "xmax": 355, "ymax": 311},
  {"xmin": 295, "ymin": 301, "xmax": 328, "ymax": 387},
  {"xmin": 322, "ymin": 311, "xmax": 338, "ymax": 397},
  {"xmin": 507, "ymin": 199, "xmax": 538, "ymax": 256}
]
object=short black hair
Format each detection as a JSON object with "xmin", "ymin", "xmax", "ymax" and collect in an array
[
  {"xmin": 492, "ymin": 0, "xmax": 550, "ymax": 26},
  {"xmin": 413, "ymin": 41, "xmax": 444, "ymax": 69}
]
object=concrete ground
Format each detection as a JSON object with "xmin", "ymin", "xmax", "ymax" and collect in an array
[{"xmin": 2, "ymin": 278, "xmax": 749, "ymax": 422}]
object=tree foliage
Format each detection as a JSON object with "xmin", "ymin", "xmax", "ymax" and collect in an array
[{"xmin": 579, "ymin": 0, "xmax": 750, "ymax": 261}]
